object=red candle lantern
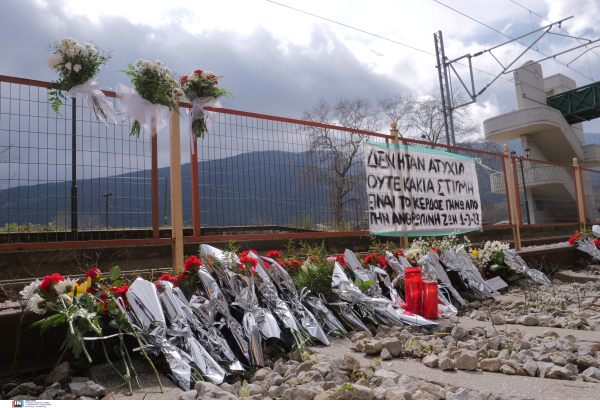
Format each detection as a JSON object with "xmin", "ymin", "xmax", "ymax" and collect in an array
[
  {"xmin": 423, "ymin": 280, "xmax": 439, "ymax": 320},
  {"xmin": 404, "ymin": 267, "xmax": 423, "ymax": 316}
]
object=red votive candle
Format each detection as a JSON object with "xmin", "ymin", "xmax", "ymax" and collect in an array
[
  {"xmin": 423, "ymin": 280, "xmax": 439, "ymax": 320},
  {"xmin": 404, "ymin": 267, "xmax": 423, "ymax": 316}
]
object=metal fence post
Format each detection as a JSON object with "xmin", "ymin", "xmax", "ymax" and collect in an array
[
  {"xmin": 573, "ymin": 158, "xmax": 586, "ymax": 228},
  {"xmin": 151, "ymin": 119, "xmax": 160, "ymax": 240},
  {"xmin": 190, "ymin": 134, "xmax": 201, "ymax": 237},
  {"xmin": 169, "ymin": 103, "xmax": 184, "ymax": 270},
  {"xmin": 71, "ymin": 97, "xmax": 78, "ymax": 241},
  {"xmin": 390, "ymin": 122, "xmax": 409, "ymax": 249},
  {"xmin": 503, "ymin": 144, "xmax": 522, "ymax": 251}
]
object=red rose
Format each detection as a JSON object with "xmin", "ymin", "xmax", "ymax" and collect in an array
[
  {"xmin": 266, "ymin": 251, "xmax": 281, "ymax": 260},
  {"xmin": 158, "ymin": 273, "xmax": 180, "ymax": 288},
  {"xmin": 568, "ymin": 237, "xmax": 576, "ymax": 245},
  {"xmin": 336, "ymin": 255, "xmax": 347, "ymax": 268},
  {"xmin": 194, "ymin": 70, "xmax": 203, "ymax": 73},
  {"xmin": 364, "ymin": 254, "xmax": 378, "ymax": 265},
  {"xmin": 116, "ymin": 286, "xmax": 129, "ymax": 297},
  {"xmin": 394, "ymin": 250, "xmax": 403, "ymax": 258},
  {"xmin": 377, "ymin": 256, "xmax": 389, "ymax": 270},
  {"xmin": 184, "ymin": 256, "xmax": 202, "ymax": 272},
  {"xmin": 215, "ymin": 81, "xmax": 218, "ymax": 85},
  {"xmin": 432, "ymin": 247, "xmax": 439, "ymax": 253},
  {"xmin": 38, "ymin": 273, "xmax": 65, "ymax": 294},
  {"xmin": 85, "ymin": 268, "xmax": 101, "ymax": 280},
  {"xmin": 239, "ymin": 256, "xmax": 258, "ymax": 271}
]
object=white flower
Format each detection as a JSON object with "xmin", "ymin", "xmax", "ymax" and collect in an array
[
  {"xmin": 65, "ymin": 62, "xmax": 72, "ymax": 71},
  {"xmin": 54, "ymin": 68, "xmax": 59, "ymax": 73},
  {"xmin": 73, "ymin": 64, "xmax": 81, "ymax": 73},
  {"xmin": 155, "ymin": 60, "xmax": 163, "ymax": 66},
  {"xmin": 89, "ymin": 48, "xmax": 97, "ymax": 56},
  {"xmin": 66, "ymin": 48, "xmax": 75, "ymax": 57},
  {"xmin": 55, "ymin": 277, "xmax": 78, "ymax": 295},
  {"xmin": 27, "ymin": 293, "xmax": 48, "ymax": 315},
  {"xmin": 135, "ymin": 59, "xmax": 143, "ymax": 67},
  {"xmin": 19, "ymin": 280, "xmax": 41, "ymax": 301},
  {"xmin": 47, "ymin": 53, "xmax": 63, "ymax": 69},
  {"xmin": 84, "ymin": 42, "xmax": 94, "ymax": 49}
]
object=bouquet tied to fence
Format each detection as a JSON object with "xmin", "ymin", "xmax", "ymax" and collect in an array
[
  {"xmin": 180, "ymin": 70, "xmax": 233, "ymax": 141},
  {"xmin": 46, "ymin": 37, "xmax": 115, "ymax": 123},
  {"xmin": 119, "ymin": 60, "xmax": 184, "ymax": 138}
]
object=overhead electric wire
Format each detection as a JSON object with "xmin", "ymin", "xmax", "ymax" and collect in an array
[
  {"xmin": 266, "ymin": 0, "xmax": 515, "ymax": 88},
  {"xmin": 432, "ymin": 0, "xmax": 594, "ymax": 81},
  {"xmin": 509, "ymin": 0, "xmax": 596, "ymax": 80}
]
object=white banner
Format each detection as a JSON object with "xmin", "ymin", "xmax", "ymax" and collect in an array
[{"xmin": 365, "ymin": 143, "xmax": 482, "ymax": 236}]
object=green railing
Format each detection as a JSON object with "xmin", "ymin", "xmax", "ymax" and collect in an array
[{"xmin": 547, "ymin": 80, "xmax": 600, "ymax": 124}]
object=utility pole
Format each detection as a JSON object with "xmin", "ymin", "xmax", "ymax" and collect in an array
[
  {"xmin": 164, "ymin": 176, "xmax": 169, "ymax": 227},
  {"xmin": 102, "ymin": 192, "xmax": 113, "ymax": 229}
]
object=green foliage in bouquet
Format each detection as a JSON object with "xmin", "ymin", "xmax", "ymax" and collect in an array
[
  {"xmin": 488, "ymin": 251, "xmax": 522, "ymax": 282},
  {"xmin": 121, "ymin": 60, "xmax": 184, "ymax": 137},
  {"xmin": 291, "ymin": 241, "xmax": 336, "ymax": 301},
  {"xmin": 46, "ymin": 38, "xmax": 112, "ymax": 117}
]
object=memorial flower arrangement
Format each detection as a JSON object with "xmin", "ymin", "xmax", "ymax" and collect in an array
[
  {"xmin": 120, "ymin": 59, "xmax": 184, "ymax": 138},
  {"xmin": 567, "ymin": 229, "xmax": 598, "ymax": 247},
  {"xmin": 20, "ymin": 267, "xmax": 162, "ymax": 395},
  {"xmin": 180, "ymin": 69, "xmax": 233, "ymax": 139},
  {"xmin": 46, "ymin": 37, "xmax": 114, "ymax": 122}
]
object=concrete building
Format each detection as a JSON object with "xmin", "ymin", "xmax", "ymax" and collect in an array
[{"xmin": 484, "ymin": 61, "xmax": 600, "ymax": 224}]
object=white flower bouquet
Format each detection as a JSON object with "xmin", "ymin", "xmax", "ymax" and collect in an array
[
  {"xmin": 119, "ymin": 59, "xmax": 184, "ymax": 138},
  {"xmin": 180, "ymin": 69, "xmax": 233, "ymax": 140},
  {"xmin": 46, "ymin": 37, "xmax": 114, "ymax": 122}
]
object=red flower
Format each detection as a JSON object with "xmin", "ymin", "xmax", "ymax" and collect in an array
[
  {"xmin": 262, "ymin": 260, "xmax": 270, "ymax": 269},
  {"xmin": 194, "ymin": 70, "xmax": 203, "ymax": 74},
  {"xmin": 85, "ymin": 268, "xmax": 101, "ymax": 280},
  {"xmin": 377, "ymin": 256, "xmax": 389, "ymax": 271},
  {"xmin": 364, "ymin": 254, "xmax": 378, "ymax": 266},
  {"xmin": 215, "ymin": 81, "xmax": 218, "ymax": 85},
  {"xmin": 184, "ymin": 256, "xmax": 202, "ymax": 272},
  {"xmin": 432, "ymin": 247, "xmax": 439, "ymax": 253},
  {"xmin": 394, "ymin": 250, "xmax": 403, "ymax": 258},
  {"xmin": 568, "ymin": 236, "xmax": 577, "ymax": 245},
  {"xmin": 239, "ymin": 256, "xmax": 258, "ymax": 271},
  {"xmin": 594, "ymin": 239, "xmax": 600, "ymax": 248},
  {"xmin": 116, "ymin": 286, "xmax": 129, "ymax": 298},
  {"xmin": 266, "ymin": 251, "xmax": 281, "ymax": 260},
  {"xmin": 238, "ymin": 249, "xmax": 258, "ymax": 258},
  {"xmin": 336, "ymin": 254, "xmax": 347, "ymax": 268},
  {"xmin": 158, "ymin": 273, "xmax": 180, "ymax": 288},
  {"xmin": 38, "ymin": 273, "xmax": 65, "ymax": 294},
  {"xmin": 291, "ymin": 260, "xmax": 302, "ymax": 268}
]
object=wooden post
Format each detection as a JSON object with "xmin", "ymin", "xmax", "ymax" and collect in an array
[
  {"xmin": 390, "ymin": 122, "xmax": 410, "ymax": 250},
  {"xmin": 169, "ymin": 102, "xmax": 184, "ymax": 271},
  {"xmin": 190, "ymin": 136, "xmax": 201, "ymax": 237},
  {"xmin": 503, "ymin": 144, "xmax": 522, "ymax": 251},
  {"xmin": 573, "ymin": 158, "xmax": 586, "ymax": 228}
]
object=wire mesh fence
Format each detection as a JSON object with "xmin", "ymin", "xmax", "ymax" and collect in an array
[
  {"xmin": 0, "ymin": 74, "xmax": 590, "ymax": 248},
  {"xmin": 581, "ymin": 167, "xmax": 600, "ymax": 224},
  {"xmin": 0, "ymin": 78, "xmax": 157, "ymax": 244},
  {"xmin": 193, "ymin": 112, "xmax": 375, "ymax": 235},
  {"xmin": 512, "ymin": 157, "xmax": 578, "ymax": 226}
]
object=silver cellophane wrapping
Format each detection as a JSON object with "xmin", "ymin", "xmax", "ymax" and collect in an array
[
  {"xmin": 385, "ymin": 251, "xmax": 411, "ymax": 291},
  {"xmin": 247, "ymin": 252, "xmax": 300, "ymax": 334},
  {"xmin": 503, "ymin": 249, "xmax": 551, "ymax": 286},
  {"xmin": 575, "ymin": 237, "xmax": 600, "ymax": 261},
  {"xmin": 126, "ymin": 278, "xmax": 192, "ymax": 390},
  {"xmin": 157, "ymin": 281, "xmax": 226, "ymax": 385},
  {"xmin": 439, "ymin": 249, "xmax": 496, "ymax": 298},
  {"xmin": 419, "ymin": 250, "xmax": 466, "ymax": 307},
  {"xmin": 261, "ymin": 256, "xmax": 330, "ymax": 345},
  {"xmin": 303, "ymin": 294, "xmax": 348, "ymax": 337},
  {"xmin": 332, "ymin": 261, "xmax": 434, "ymax": 327}
]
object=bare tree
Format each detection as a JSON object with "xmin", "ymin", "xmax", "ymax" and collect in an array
[
  {"xmin": 301, "ymin": 97, "xmax": 383, "ymax": 229},
  {"xmin": 377, "ymin": 93, "xmax": 415, "ymax": 136},
  {"xmin": 408, "ymin": 91, "xmax": 480, "ymax": 144}
]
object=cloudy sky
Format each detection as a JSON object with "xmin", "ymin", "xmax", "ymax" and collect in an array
[{"xmin": 2, "ymin": 0, "xmax": 600, "ymax": 168}]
